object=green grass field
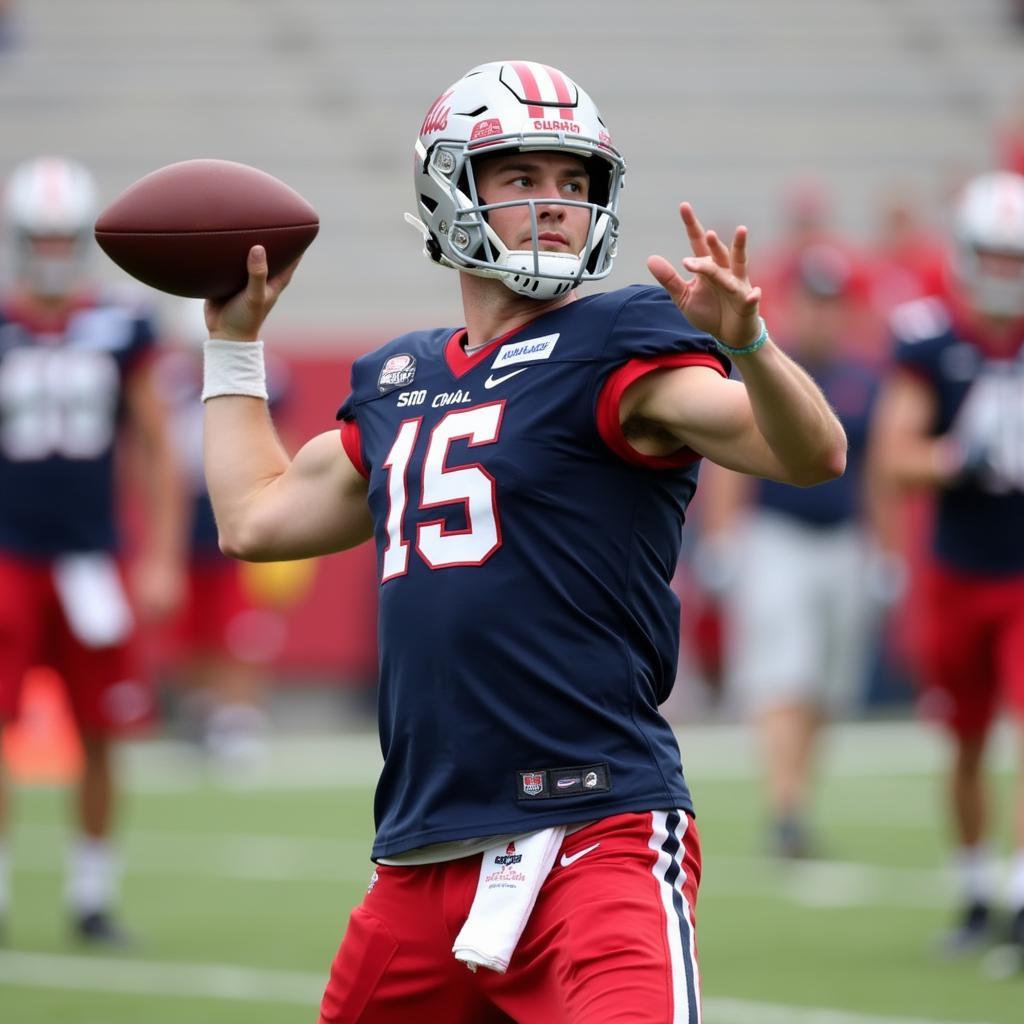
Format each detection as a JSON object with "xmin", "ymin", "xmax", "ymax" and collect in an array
[{"xmin": 0, "ymin": 722, "xmax": 1020, "ymax": 1023}]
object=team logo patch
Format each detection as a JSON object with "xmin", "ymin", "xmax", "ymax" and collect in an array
[{"xmin": 377, "ymin": 353, "xmax": 417, "ymax": 393}]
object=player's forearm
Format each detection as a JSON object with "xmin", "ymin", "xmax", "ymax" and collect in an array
[
  {"xmin": 203, "ymin": 395, "xmax": 292, "ymax": 557},
  {"xmin": 731, "ymin": 342, "xmax": 847, "ymax": 486}
]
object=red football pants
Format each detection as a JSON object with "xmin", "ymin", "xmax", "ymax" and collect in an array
[{"xmin": 318, "ymin": 809, "xmax": 702, "ymax": 1024}]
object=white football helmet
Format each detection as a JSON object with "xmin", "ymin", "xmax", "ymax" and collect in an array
[
  {"xmin": 952, "ymin": 170, "xmax": 1024, "ymax": 318},
  {"xmin": 407, "ymin": 60, "xmax": 625, "ymax": 300},
  {"xmin": 3, "ymin": 156, "xmax": 98, "ymax": 296}
]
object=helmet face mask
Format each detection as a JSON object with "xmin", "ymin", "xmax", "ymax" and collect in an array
[
  {"xmin": 410, "ymin": 61, "xmax": 625, "ymax": 300},
  {"xmin": 3, "ymin": 156, "xmax": 98, "ymax": 297},
  {"xmin": 953, "ymin": 171, "xmax": 1024, "ymax": 319}
]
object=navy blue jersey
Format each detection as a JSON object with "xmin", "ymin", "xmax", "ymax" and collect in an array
[
  {"xmin": 756, "ymin": 356, "xmax": 878, "ymax": 527},
  {"xmin": 890, "ymin": 296, "xmax": 1024, "ymax": 574},
  {"xmin": 338, "ymin": 285, "xmax": 728, "ymax": 859},
  {"xmin": 0, "ymin": 295, "xmax": 156, "ymax": 557}
]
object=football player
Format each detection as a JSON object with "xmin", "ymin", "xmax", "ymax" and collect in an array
[
  {"xmin": 696, "ymin": 244, "xmax": 883, "ymax": 861},
  {"xmin": 870, "ymin": 170, "xmax": 1024, "ymax": 961},
  {"xmin": 202, "ymin": 61, "xmax": 846, "ymax": 1023},
  {"xmin": 0, "ymin": 156, "xmax": 185, "ymax": 943}
]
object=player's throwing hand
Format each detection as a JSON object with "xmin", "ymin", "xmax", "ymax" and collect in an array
[{"xmin": 647, "ymin": 202, "xmax": 762, "ymax": 350}]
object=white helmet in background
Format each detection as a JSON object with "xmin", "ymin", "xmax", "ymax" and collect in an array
[
  {"xmin": 407, "ymin": 60, "xmax": 625, "ymax": 300},
  {"xmin": 953, "ymin": 170, "xmax": 1024, "ymax": 318},
  {"xmin": 3, "ymin": 156, "xmax": 98, "ymax": 296}
]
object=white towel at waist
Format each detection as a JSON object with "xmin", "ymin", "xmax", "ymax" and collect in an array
[{"xmin": 452, "ymin": 824, "xmax": 567, "ymax": 974}]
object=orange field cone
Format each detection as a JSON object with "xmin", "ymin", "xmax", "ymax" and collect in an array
[{"xmin": 2, "ymin": 667, "xmax": 83, "ymax": 783}]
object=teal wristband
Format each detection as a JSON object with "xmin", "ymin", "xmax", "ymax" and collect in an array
[{"xmin": 714, "ymin": 317, "xmax": 769, "ymax": 356}]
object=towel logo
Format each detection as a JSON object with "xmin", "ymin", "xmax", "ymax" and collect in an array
[
  {"xmin": 485, "ymin": 840, "xmax": 526, "ymax": 884},
  {"xmin": 493, "ymin": 842, "xmax": 523, "ymax": 866}
]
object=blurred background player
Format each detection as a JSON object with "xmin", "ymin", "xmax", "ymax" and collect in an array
[
  {"xmin": 0, "ymin": 156, "xmax": 185, "ymax": 943},
  {"xmin": 695, "ymin": 244, "xmax": 884, "ymax": 859},
  {"xmin": 869, "ymin": 170, "xmax": 1024, "ymax": 959},
  {"xmin": 153, "ymin": 299, "xmax": 291, "ymax": 771}
]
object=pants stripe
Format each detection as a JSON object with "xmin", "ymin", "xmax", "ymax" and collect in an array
[{"xmin": 649, "ymin": 809, "xmax": 701, "ymax": 1024}]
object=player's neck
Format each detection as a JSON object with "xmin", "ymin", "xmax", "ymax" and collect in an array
[{"xmin": 459, "ymin": 272, "xmax": 574, "ymax": 349}]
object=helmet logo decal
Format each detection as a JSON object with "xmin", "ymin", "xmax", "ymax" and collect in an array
[
  {"xmin": 506, "ymin": 61, "xmax": 576, "ymax": 120},
  {"xmin": 420, "ymin": 90, "xmax": 453, "ymax": 137},
  {"xmin": 470, "ymin": 118, "xmax": 503, "ymax": 142}
]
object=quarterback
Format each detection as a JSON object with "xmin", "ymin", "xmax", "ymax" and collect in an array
[{"xmin": 202, "ymin": 61, "xmax": 846, "ymax": 1023}]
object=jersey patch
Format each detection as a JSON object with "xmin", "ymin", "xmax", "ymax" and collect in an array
[
  {"xmin": 378, "ymin": 354, "xmax": 417, "ymax": 393},
  {"xmin": 517, "ymin": 763, "xmax": 611, "ymax": 800},
  {"xmin": 490, "ymin": 332, "xmax": 560, "ymax": 369}
]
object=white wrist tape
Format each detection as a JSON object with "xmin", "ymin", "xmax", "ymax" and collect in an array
[{"xmin": 202, "ymin": 339, "xmax": 269, "ymax": 402}]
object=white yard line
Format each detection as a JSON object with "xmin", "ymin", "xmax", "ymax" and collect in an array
[{"xmin": 0, "ymin": 951, "xmax": 996, "ymax": 1024}]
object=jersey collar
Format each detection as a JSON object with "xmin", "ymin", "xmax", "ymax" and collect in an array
[{"xmin": 444, "ymin": 318, "xmax": 542, "ymax": 379}]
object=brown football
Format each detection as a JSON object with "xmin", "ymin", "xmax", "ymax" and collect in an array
[{"xmin": 94, "ymin": 159, "xmax": 319, "ymax": 298}]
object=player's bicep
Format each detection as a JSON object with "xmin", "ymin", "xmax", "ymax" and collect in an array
[
  {"xmin": 626, "ymin": 366, "xmax": 788, "ymax": 478},
  {"xmin": 234, "ymin": 430, "xmax": 373, "ymax": 561}
]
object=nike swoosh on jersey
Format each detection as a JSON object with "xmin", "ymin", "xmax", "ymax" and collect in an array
[
  {"xmin": 484, "ymin": 367, "xmax": 528, "ymax": 389},
  {"xmin": 559, "ymin": 842, "xmax": 601, "ymax": 868}
]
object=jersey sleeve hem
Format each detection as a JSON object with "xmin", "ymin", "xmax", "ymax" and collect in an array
[
  {"xmin": 340, "ymin": 418, "xmax": 370, "ymax": 479},
  {"xmin": 596, "ymin": 353, "xmax": 728, "ymax": 468}
]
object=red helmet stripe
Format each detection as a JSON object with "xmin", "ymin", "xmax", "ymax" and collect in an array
[
  {"xmin": 541, "ymin": 64, "xmax": 575, "ymax": 120},
  {"xmin": 510, "ymin": 61, "xmax": 545, "ymax": 118}
]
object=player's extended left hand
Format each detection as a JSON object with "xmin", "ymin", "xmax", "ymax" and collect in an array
[{"xmin": 647, "ymin": 203, "xmax": 762, "ymax": 349}]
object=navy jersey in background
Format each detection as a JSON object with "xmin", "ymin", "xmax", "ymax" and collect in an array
[
  {"xmin": 755, "ymin": 357, "xmax": 878, "ymax": 528},
  {"xmin": 338, "ymin": 285, "xmax": 728, "ymax": 859},
  {"xmin": 0, "ymin": 296, "xmax": 156, "ymax": 557},
  {"xmin": 890, "ymin": 295, "xmax": 1024, "ymax": 576}
]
